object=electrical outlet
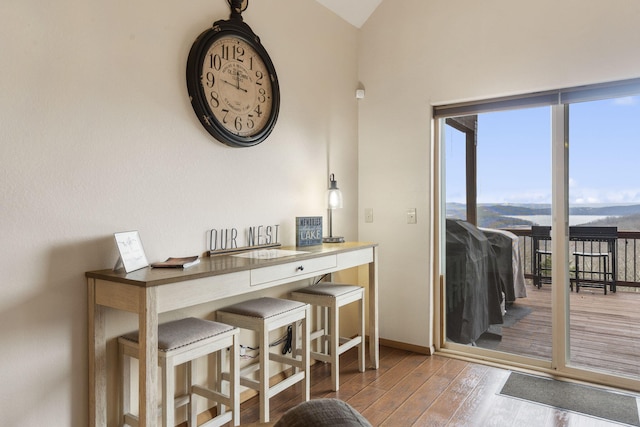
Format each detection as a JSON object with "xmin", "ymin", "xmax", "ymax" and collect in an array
[
  {"xmin": 407, "ymin": 208, "xmax": 417, "ymax": 224},
  {"xmin": 239, "ymin": 345, "xmax": 246, "ymax": 357},
  {"xmin": 365, "ymin": 208, "xmax": 373, "ymax": 223}
]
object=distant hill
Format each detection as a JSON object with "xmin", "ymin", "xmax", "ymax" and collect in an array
[
  {"xmin": 482, "ymin": 205, "xmax": 550, "ymax": 216},
  {"xmin": 584, "ymin": 212, "xmax": 640, "ymax": 231},
  {"xmin": 569, "ymin": 205, "xmax": 640, "ymax": 216},
  {"xmin": 447, "ymin": 204, "xmax": 536, "ymax": 228},
  {"xmin": 447, "ymin": 203, "xmax": 640, "ymax": 231},
  {"xmin": 477, "ymin": 212, "xmax": 535, "ymax": 229},
  {"xmin": 476, "ymin": 203, "xmax": 640, "ymax": 217}
]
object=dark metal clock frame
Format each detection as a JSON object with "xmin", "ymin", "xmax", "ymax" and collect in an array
[{"xmin": 186, "ymin": 0, "xmax": 280, "ymax": 147}]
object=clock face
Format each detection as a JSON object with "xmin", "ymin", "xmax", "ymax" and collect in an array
[
  {"xmin": 187, "ymin": 24, "xmax": 280, "ymax": 147},
  {"xmin": 201, "ymin": 36, "xmax": 274, "ymax": 138}
]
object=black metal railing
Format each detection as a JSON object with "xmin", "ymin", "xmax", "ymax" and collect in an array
[{"xmin": 505, "ymin": 228, "xmax": 640, "ymax": 289}]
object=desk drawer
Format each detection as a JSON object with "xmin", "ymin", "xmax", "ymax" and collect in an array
[{"xmin": 251, "ymin": 255, "xmax": 337, "ymax": 287}]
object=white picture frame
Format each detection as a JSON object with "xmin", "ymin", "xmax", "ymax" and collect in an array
[{"xmin": 114, "ymin": 231, "xmax": 149, "ymax": 273}]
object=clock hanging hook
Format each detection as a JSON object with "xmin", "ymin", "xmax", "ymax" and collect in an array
[{"xmin": 227, "ymin": 0, "xmax": 248, "ymax": 19}]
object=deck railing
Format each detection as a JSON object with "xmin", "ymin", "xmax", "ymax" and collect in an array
[{"xmin": 504, "ymin": 228, "xmax": 640, "ymax": 289}]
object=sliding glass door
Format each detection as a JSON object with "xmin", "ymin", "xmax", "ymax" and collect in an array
[
  {"xmin": 441, "ymin": 107, "xmax": 553, "ymax": 363},
  {"xmin": 435, "ymin": 78, "xmax": 640, "ymax": 390},
  {"xmin": 567, "ymin": 96, "xmax": 640, "ymax": 379}
]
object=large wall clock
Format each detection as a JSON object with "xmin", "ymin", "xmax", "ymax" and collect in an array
[{"xmin": 186, "ymin": 0, "xmax": 280, "ymax": 147}]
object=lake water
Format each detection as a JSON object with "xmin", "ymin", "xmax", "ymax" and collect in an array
[{"xmin": 504, "ymin": 215, "xmax": 615, "ymax": 226}]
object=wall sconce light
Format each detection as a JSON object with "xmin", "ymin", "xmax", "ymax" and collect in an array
[{"xmin": 323, "ymin": 173, "xmax": 345, "ymax": 243}]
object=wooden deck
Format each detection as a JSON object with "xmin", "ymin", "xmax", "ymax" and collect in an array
[{"xmin": 479, "ymin": 282, "xmax": 640, "ymax": 378}]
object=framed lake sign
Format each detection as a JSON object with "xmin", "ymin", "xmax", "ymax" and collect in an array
[{"xmin": 295, "ymin": 216, "xmax": 323, "ymax": 247}]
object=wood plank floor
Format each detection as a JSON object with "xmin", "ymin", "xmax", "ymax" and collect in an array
[
  {"xmin": 232, "ymin": 283, "xmax": 640, "ymax": 426},
  {"xmin": 235, "ymin": 345, "xmax": 639, "ymax": 426}
]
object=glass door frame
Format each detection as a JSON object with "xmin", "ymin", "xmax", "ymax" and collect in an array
[{"xmin": 432, "ymin": 103, "xmax": 640, "ymax": 392}]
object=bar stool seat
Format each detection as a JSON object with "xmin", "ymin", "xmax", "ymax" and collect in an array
[
  {"xmin": 216, "ymin": 297, "xmax": 310, "ymax": 424},
  {"xmin": 119, "ymin": 317, "xmax": 240, "ymax": 427},
  {"xmin": 290, "ymin": 283, "xmax": 365, "ymax": 391}
]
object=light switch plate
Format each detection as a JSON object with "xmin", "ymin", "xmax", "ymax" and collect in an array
[
  {"xmin": 365, "ymin": 208, "xmax": 373, "ymax": 223},
  {"xmin": 407, "ymin": 208, "xmax": 417, "ymax": 224}
]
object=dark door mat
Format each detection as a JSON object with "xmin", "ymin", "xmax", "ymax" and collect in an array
[{"xmin": 500, "ymin": 372, "xmax": 640, "ymax": 426}]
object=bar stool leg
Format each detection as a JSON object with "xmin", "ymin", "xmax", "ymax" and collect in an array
[
  {"xmin": 576, "ymin": 254, "xmax": 580, "ymax": 292},
  {"xmin": 187, "ymin": 358, "xmax": 196, "ymax": 427},
  {"xmin": 302, "ymin": 306, "xmax": 310, "ymax": 402},
  {"xmin": 330, "ymin": 301, "xmax": 339, "ymax": 390},
  {"xmin": 604, "ymin": 256, "xmax": 608, "ymax": 295},
  {"xmin": 260, "ymin": 324, "xmax": 269, "ymax": 423},
  {"xmin": 162, "ymin": 356, "xmax": 174, "ymax": 427},
  {"xmin": 214, "ymin": 349, "xmax": 224, "ymax": 419},
  {"xmin": 290, "ymin": 319, "xmax": 309, "ymax": 396},
  {"xmin": 320, "ymin": 306, "xmax": 328, "ymax": 355},
  {"xmin": 358, "ymin": 295, "xmax": 366, "ymax": 374},
  {"xmin": 230, "ymin": 335, "xmax": 240, "ymax": 426}
]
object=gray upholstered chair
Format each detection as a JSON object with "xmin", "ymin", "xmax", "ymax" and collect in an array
[{"xmin": 274, "ymin": 398, "xmax": 372, "ymax": 427}]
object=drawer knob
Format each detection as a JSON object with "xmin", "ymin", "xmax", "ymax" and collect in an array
[{"xmin": 296, "ymin": 265, "xmax": 304, "ymax": 271}]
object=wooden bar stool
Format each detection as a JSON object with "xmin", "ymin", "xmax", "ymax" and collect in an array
[
  {"xmin": 118, "ymin": 317, "xmax": 240, "ymax": 427},
  {"xmin": 216, "ymin": 297, "xmax": 310, "ymax": 424},
  {"xmin": 289, "ymin": 283, "xmax": 365, "ymax": 391}
]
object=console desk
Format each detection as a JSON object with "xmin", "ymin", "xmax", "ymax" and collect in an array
[{"xmin": 87, "ymin": 242, "xmax": 379, "ymax": 427}]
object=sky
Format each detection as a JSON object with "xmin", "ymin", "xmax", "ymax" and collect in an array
[{"xmin": 445, "ymin": 95, "xmax": 640, "ymax": 206}]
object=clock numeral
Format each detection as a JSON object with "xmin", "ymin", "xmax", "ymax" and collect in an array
[
  {"xmin": 253, "ymin": 104, "xmax": 263, "ymax": 118},
  {"xmin": 220, "ymin": 44, "xmax": 230, "ymax": 61},
  {"xmin": 207, "ymin": 53, "xmax": 222, "ymax": 71},
  {"xmin": 255, "ymin": 70, "xmax": 264, "ymax": 86},
  {"xmin": 235, "ymin": 45, "xmax": 245, "ymax": 63},
  {"xmin": 205, "ymin": 71, "xmax": 215, "ymax": 88},
  {"xmin": 220, "ymin": 43, "xmax": 246, "ymax": 63},
  {"xmin": 208, "ymin": 90, "xmax": 220, "ymax": 109},
  {"xmin": 246, "ymin": 116, "xmax": 255, "ymax": 129},
  {"xmin": 257, "ymin": 88, "xmax": 267, "ymax": 104},
  {"xmin": 234, "ymin": 116, "xmax": 243, "ymax": 131},
  {"xmin": 221, "ymin": 108, "xmax": 230, "ymax": 124}
]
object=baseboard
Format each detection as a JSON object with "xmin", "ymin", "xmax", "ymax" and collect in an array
[{"xmin": 379, "ymin": 338, "xmax": 432, "ymax": 355}]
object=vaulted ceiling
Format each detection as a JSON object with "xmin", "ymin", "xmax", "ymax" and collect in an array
[{"xmin": 314, "ymin": 0, "xmax": 382, "ymax": 28}]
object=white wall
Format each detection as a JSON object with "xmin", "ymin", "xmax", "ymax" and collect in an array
[
  {"xmin": 357, "ymin": 0, "xmax": 640, "ymax": 349},
  {"xmin": 0, "ymin": 1, "xmax": 358, "ymax": 425}
]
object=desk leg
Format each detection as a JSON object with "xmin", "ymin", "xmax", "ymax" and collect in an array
[
  {"xmin": 369, "ymin": 248, "xmax": 379, "ymax": 369},
  {"xmin": 138, "ymin": 287, "xmax": 159, "ymax": 427},
  {"xmin": 88, "ymin": 278, "xmax": 106, "ymax": 427}
]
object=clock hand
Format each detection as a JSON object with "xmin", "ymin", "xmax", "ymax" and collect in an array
[
  {"xmin": 222, "ymin": 80, "xmax": 247, "ymax": 92},
  {"xmin": 234, "ymin": 71, "xmax": 248, "ymax": 93},
  {"xmin": 222, "ymin": 76, "xmax": 248, "ymax": 92}
]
